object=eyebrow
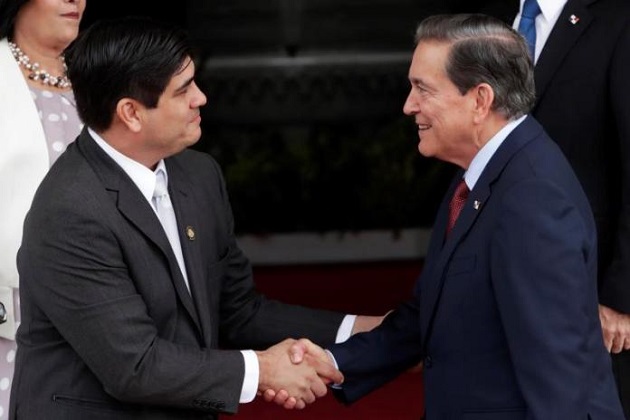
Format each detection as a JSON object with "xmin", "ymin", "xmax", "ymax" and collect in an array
[
  {"xmin": 174, "ymin": 76, "xmax": 195, "ymax": 94},
  {"xmin": 409, "ymin": 77, "xmax": 426, "ymax": 85}
]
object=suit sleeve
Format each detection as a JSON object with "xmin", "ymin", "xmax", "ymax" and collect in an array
[
  {"xmin": 490, "ymin": 178, "xmax": 598, "ymax": 419},
  {"xmin": 327, "ymin": 300, "xmax": 424, "ymax": 404},
  {"xmin": 598, "ymin": 20, "xmax": 630, "ymax": 314}
]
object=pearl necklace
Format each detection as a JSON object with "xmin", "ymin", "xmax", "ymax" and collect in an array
[{"xmin": 8, "ymin": 41, "xmax": 71, "ymax": 89}]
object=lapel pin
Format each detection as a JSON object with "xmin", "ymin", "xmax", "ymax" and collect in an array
[
  {"xmin": 569, "ymin": 14, "xmax": 580, "ymax": 25},
  {"xmin": 186, "ymin": 226, "xmax": 196, "ymax": 241},
  {"xmin": 473, "ymin": 200, "xmax": 481, "ymax": 210}
]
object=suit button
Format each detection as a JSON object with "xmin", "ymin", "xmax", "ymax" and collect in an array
[{"xmin": 424, "ymin": 356, "xmax": 433, "ymax": 368}]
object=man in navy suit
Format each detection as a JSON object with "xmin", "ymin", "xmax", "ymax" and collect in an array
[
  {"xmin": 283, "ymin": 14, "xmax": 624, "ymax": 419},
  {"xmin": 510, "ymin": 0, "xmax": 630, "ymax": 415}
]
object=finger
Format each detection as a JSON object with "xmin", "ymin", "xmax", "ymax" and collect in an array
[
  {"xmin": 262, "ymin": 389, "xmax": 276, "ymax": 402},
  {"xmin": 295, "ymin": 399, "xmax": 306, "ymax": 410},
  {"xmin": 301, "ymin": 389, "xmax": 316, "ymax": 405},
  {"xmin": 304, "ymin": 353, "xmax": 343, "ymax": 385},
  {"xmin": 602, "ymin": 329, "xmax": 614, "ymax": 352},
  {"xmin": 612, "ymin": 337, "xmax": 625, "ymax": 354},
  {"xmin": 272, "ymin": 390, "xmax": 290, "ymax": 405},
  {"xmin": 282, "ymin": 396, "xmax": 298, "ymax": 410},
  {"xmin": 290, "ymin": 341, "xmax": 307, "ymax": 364},
  {"xmin": 309, "ymin": 376, "xmax": 329, "ymax": 398}
]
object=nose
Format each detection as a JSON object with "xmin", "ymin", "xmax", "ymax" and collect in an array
[
  {"xmin": 403, "ymin": 89, "xmax": 418, "ymax": 116},
  {"xmin": 192, "ymin": 82, "xmax": 207, "ymax": 108}
]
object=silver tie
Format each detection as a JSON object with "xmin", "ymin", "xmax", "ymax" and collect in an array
[{"xmin": 153, "ymin": 169, "xmax": 190, "ymax": 293}]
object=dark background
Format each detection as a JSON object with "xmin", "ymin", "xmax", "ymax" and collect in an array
[{"xmin": 81, "ymin": 1, "xmax": 518, "ymax": 235}]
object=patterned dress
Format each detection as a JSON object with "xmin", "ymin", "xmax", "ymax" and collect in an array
[{"xmin": 0, "ymin": 87, "xmax": 82, "ymax": 418}]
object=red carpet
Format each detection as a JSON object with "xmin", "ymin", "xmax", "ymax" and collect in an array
[{"xmin": 234, "ymin": 260, "xmax": 425, "ymax": 419}]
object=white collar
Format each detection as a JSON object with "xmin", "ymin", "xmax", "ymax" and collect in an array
[{"xmin": 88, "ymin": 127, "xmax": 167, "ymax": 204}]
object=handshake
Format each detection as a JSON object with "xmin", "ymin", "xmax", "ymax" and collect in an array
[{"xmin": 256, "ymin": 338, "xmax": 338, "ymax": 410}]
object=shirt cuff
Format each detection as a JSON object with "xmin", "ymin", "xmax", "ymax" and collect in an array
[
  {"xmin": 325, "ymin": 349, "xmax": 343, "ymax": 389},
  {"xmin": 335, "ymin": 314, "xmax": 356, "ymax": 343},
  {"xmin": 239, "ymin": 350, "xmax": 259, "ymax": 403}
]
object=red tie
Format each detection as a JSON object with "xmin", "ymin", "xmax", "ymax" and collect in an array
[{"xmin": 446, "ymin": 179, "xmax": 469, "ymax": 236}]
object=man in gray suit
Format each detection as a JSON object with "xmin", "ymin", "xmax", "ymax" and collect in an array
[{"xmin": 9, "ymin": 17, "xmax": 380, "ymax": 419}]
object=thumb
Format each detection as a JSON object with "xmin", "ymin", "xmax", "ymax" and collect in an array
[{"xmin": 289, "ymin": 340, "xmax": 308, "ymax": 364}]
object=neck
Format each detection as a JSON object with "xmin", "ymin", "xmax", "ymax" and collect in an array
[
  {"xmin": 10, "ymin": 34, "xmax": 66, "ymax": 75},
  {"xmin": 474, "ymin": 116, "xmax": 510, "ymax": 150}
]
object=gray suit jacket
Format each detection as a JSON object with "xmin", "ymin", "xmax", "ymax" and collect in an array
[{"xmin": 10, "ymin": 129, "xmax": 344, "ymax": 419}]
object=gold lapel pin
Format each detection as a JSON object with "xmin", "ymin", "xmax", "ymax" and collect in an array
[
  {"xmin": 186, "ymin": 226, "xmax": 196, "ymax": 241},
  {"xmin": 569, "ymin": 14, "xmax": 580, "ymax": 25},
  {"xmin": 473, "ymin": 200, "xmax": 481, "ymax": 210}
]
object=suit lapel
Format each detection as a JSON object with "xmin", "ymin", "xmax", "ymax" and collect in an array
[
  {"xmin": 78, "ymin": 131, "xmax": 203, "ymax": 335},
  {"xmin": 419, "ymin": 172, "xmax": 486, "ymax": 344},
  {"xmin": 534, "ymin": 0, "xmax": 594, "ymax": 105},
  {"xmin": 420, "ymin": 117, "xmax": 543, "ymax": 349},
  {"xmin": 166, "ymin": 159, "xmax": 212, "ymax": 344}
]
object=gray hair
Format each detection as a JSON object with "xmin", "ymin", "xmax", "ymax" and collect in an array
[{"xmin": 414, "ymin": 14, "xmax": 536, "ymax": 119}]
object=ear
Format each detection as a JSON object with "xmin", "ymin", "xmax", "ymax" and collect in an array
[
  {"xmin": 115, "ymin": 98, "xmax": 144, "ymax": 133},
  {"xmin": 471, "ymin": 83, "xmax": 494, "ymax": 123}
]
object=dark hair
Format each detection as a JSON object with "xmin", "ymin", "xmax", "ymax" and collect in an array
[
  {"xmin": 0, "ymin": 0, "xmax": 29, "ymax": 39},
  {"xmin": 414, "ymin": 14, "xmax": 536, "ymax": 119},
  {"xmin": 65, "ymin": 16, "xmax": 193, "ymax": 131}
]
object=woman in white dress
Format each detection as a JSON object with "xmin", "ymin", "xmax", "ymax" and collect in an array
[{"xmin": 0, "ymin": 0, "xmax": 85, "ymax": 417}]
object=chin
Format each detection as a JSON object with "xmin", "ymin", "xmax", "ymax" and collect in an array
[{"xmin": 417, "ymin": 143, "xmax": 433, "ymax": 158}]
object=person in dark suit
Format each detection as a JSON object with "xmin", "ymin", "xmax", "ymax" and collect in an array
[
  {"xmin": 8, "ymin": 16, "xmax": 385, "ymax": 419},
  {"xmin": 282, "ymin": 13, "xmax": 624, "ymax": 418},
  {"xmin": 509, "ymin": 0, "xmax": 630, "ymax": 415}
]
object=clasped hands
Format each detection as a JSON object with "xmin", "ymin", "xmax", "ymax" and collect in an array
[
  {"xmin": 256, "ymin": 338, "xmax": 337, "ymax": 410},
  {"xmin": 255, "ymin": 313, "xmax": 389, "ymax": 409}
]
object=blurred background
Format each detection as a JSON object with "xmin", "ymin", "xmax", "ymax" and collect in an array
[
  {"xmin": 83, "ymin": 0, "xmax": 515, "ymax": 239},
  {"xmin": 82, "ymin": 2, "xmax": 518, "ymax": 418}
]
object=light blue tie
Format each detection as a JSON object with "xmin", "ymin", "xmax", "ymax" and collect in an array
[{"xmin": 518, "ymin": 0, "xmax": 541, "ymax": 60}]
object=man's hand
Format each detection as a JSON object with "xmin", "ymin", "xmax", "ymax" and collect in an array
[
  {"xmin": 260, "ymin": 311, "xmax": 391, "ymax": 409},
  {"xmin": 261, "ymin": 338, "xmax": 339, "ymax": 409},
  {"xmin": 256, "ymin": 339, "xmax": 342, "ymax": 410},
  {"xmin": 288, "ymin": 338, "xmax": 335, "ymax": 367},
  {"xmin": 599, "ymin": 304, "xmax": 630, "ymax": 353}
]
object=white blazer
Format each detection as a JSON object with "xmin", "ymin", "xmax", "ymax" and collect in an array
[{"xmin": 0, "ymin": 38, "xmax": 49, "ymax": 339}]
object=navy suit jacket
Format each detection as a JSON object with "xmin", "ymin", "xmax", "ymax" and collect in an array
[
  {"xmin": 530, "ymin": 0, "xmax": 630, "ymax": 314},
  {"xmin": 330, "ymin": 117, "xmax": 623, "ymax": 419},
  {"xmin": 10, "ymin": 130, "xmax": 344, "ymax": 419},
  {"xmin": 503, "ymin": 0, "xmax": 630, "ymax": 314}
]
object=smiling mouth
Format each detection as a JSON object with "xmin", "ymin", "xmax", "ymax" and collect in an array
[{"xmin": 418, "ymin": 124, "xmax": 432, "ymax": 131}]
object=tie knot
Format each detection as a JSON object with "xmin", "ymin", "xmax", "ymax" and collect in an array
[
  {"xmin": 452, "ymin": 179, "xmax": 469, "ymax": 204},
  {"xmin": 153, "ymin": 169, "xmax": 169, "ymax": 199},
  {"xmin": 522, "ymin": 0, "xmax": 541, "ymax": 18},
  {"xmin": 446, "ymin": 179, "xmax": 469, "ymax": 237}
]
